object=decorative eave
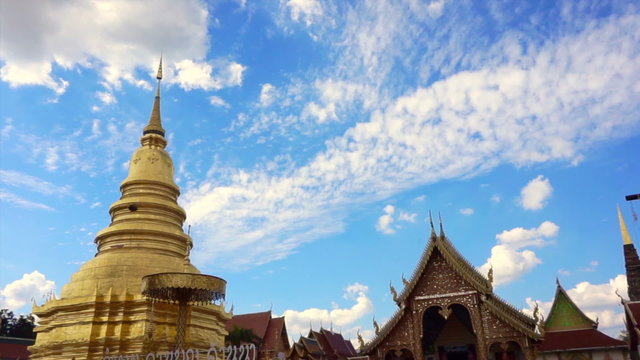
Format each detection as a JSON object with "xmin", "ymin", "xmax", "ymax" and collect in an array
[
  {"xmin": 483, "ymin": 295, "xmax": 538, "ymax": 338},
  {"xmin": 361, "ymin": 304, "xmax": 406, "ymax": 354}
]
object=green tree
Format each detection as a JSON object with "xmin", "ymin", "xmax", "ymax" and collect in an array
[
  {"xmin": 226, "ymin": 325, "xmax": 260, "ymax": 346},
  {"xmin": 0, "ymin": 309, "xmax": 36, "ymax": 339}
]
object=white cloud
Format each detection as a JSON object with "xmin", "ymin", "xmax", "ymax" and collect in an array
[
  {"xmin": 413, "ymin": 195, "xmax": 426, "ymax": 202},
  {"xmin": 90, "ymin": 201, "xmax": 101, "ymax": 209},
  {"xmin": 481, "ymin": 245, "xmax": 541, "ymax": 286},
  {"xmin": 0, "ymin": 62, "xmax": 69, "ymax": 95},
  {"xmin": 398, "ymin": 211, "xmax": 417, "ymax": 223},
  {"xmin": 281, "ymin": 283, "xmax": 373, "ymax": 340},
  {"xmin": 3, "ymin": 116, "xmax": 142, "ymax": 176},
  {"xmin": 459, "ymin": 208, "xmax": 474, "ymax": 215},
  {"xmin": 375, "ymin": 204, "xmax": 395, "ymax": 234},
  {"xmin": 302, "ymin": 102, "xmax": 337, "ymax": 124},
  {"xmin": 87, "ymin": 119, "xmax": 102, "ymax": 140},
  {"xmin": 0, "ymin": 271, "xmax": 56, "ymax": 310},
  {"xmin": 209, "ymin": 95, "xmax": 230, "ymax": 108},
  {"xmin": 479, "ymin": 221, "xmax": 559, "ymax": 285},
  {"xmin": 170, "ymin": 59, "xmax": 246, "ymax": 91},
  {"xmin": 0, "ymin": 169, "xmax": 82, "ymax": 201},
  {"xmin": 519, "ymin": 175, "xmax": 553, "ymax": 210},
  {"xmin": 0, "ymin": 0, "xmax": 216, "ymax": 92},
  {"xmin": 302, "ymin": 80, "xmax": 378, "ymax": 124},
  {"xmin": 426, "ymin": 0, "xmax": 447, "ymax": 18},
  {"xmin": 580, "ymin": 260, "xmax": 599, "ymax": 272},
  {"xmin": 96, "ymin": 91, "xmax": 116, "ymax": 105},
  {"xmin": 558, "ymin": 269, "xmax": 571, "ymax": 276},
  {"xmin": 287, "ymin": 0, "xmax": 323, "ymax": 26},
  {"xmin": 183, "ymin": 13, "xmax": 640, "ymax": 270},
  {"xmin": 0, "ymin": 189, "xmax": 54, "ymax": 211},
  {"xmin": 259, "ymin": 83, "xmax": 277, "ymax": 107},
  {"xmin": 491, "ymin": 194, "xmax": 501, "ymax": 203},
  {"xmin": 495, "ymin": 221, "xmax": 559, "ymax": 249},
  {"xmin": 524, "ymin": 274, "xmax": 627, "ymax": 330}
]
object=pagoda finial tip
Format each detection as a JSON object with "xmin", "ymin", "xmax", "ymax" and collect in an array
[
  {"xmin": 618, "ymin": 204, "xmax": 633, "ymax": 246},
  {"xmin": 156, "ymin": 54, "xmax": 163, "ymax": 80}
]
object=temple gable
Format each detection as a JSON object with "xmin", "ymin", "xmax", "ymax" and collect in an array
[
  {"xmin": 411, "ymin": 249, "xmax": 476, "ymax": 298},
  {"xmin": 362, "ymin": 223, "xmax": 538, "ymax": 360}
]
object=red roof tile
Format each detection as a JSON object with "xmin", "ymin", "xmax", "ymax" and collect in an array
[
  {"xmin": 539, "ymin": 329, "xmax": 626, "ymax": 351},
  {"xmin": 321, "ymin": 329, "xmax": 357, "ymax": 358},
  {"xmin": 626, "ymin": 302, "xmax": 640, "ymax": 328},
  {"xmin": 263, "ymin": 316, "xmax": 290, "ymax": 351},
  {"xmin": 311, "ymin": 330, "xmax": 335, "ymax": 358},
  {"xmin": 226, "ymin": 311, "xmax": 273, "ymax": 340},
  {"xmin": 0, "ymin": 341, "xmax": 32, "ymax": 359}
]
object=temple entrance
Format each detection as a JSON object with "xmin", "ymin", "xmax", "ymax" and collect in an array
[
  {"xmin": 489, "ymin": 341, "xmax": 524, "ymax": 360},
  {"xmin": 385, "ymin": 348, "xmax": 415, "ymax": 360},
  {"xmin": 439, "ymin": 345, "xmax": 473, "ymax": 360},
  {"xmin": 422, "ymin": 305, "xmax": 477, "ymax": 360}
]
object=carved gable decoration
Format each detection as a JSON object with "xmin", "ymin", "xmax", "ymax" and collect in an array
[
  {"xmin": 411, "ymin": 248, "xmax": 475, "ymax": 298},
  {"xmin": 362, "ymin": 228, "xmax": 538, "ymax": 359}
]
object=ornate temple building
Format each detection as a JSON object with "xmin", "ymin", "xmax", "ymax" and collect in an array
[
  {"xmin": 288, "ymin": 328, "xmax": 358, "ymax": 360},
  {"xmin": 361, "ymin": 219, "xmax": 540, "ymax": 360},
  {"xmin": 537, "ymin": 281, "xmax": 626, "ymax": 359},
  {"xmin": 29, "ymin": 60, "xmax": 230, "ymax": 359},
  {"xmin": 226, "ymin": 311, "xmax": 290, "ymax": 360}
]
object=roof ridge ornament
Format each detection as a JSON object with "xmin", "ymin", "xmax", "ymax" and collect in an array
[
  {"xmin": 438, "ymin": 212, "xmax": 445, "ymax": 238},
  {"xmin": 487, "ymin": 264, "xmax": 494, "ymax": 288},
  {"xmin": 428, "ymin": 211, "xmax": 436, "ymax": 239}
]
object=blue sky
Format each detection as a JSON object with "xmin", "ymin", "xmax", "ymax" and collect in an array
[{"xmin": 0, "ymin": 0, "xmax": 639, "ymax": 341}]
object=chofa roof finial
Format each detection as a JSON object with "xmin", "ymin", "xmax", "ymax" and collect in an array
[{"xmin": 429, "ymin": 210, "xmax": 436, "ymax": 239}]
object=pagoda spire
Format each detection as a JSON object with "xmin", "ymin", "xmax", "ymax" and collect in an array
[
  {"xmin": 620, "ymin": 205, "xmax": 640, "ymax": 301},
  {"xmin": 619, "ymin": 204, "xmax": 633, "ymax": 245},
  {"xmin": 143, "ymin": 55, "xmax": 166, "ymax": 138}
]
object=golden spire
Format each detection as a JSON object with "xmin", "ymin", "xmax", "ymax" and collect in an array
[
  {"xmin": 143, "ymin": 55, "xmax": 165, "ymax": 137},
  {"xmin": 618, "ymin": 204, "xmax": 633, "ymax": 245}
]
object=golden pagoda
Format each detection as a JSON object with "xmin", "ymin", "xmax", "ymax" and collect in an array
[{"xmin": 30, "ymin": 58, "xmax": 230, "ymax": 359}]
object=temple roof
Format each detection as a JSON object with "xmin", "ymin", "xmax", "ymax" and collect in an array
[
  {"xmin": 539, "ymin": 329, "xmax": 627, "ymax": 351},
  {"xmin": 226, "ymin": 311, "xmax": 290, "ymax": 351},
  {"xmin": 263, "ymin": 316, "xmax": 290, "ymax": 351},
  {"xmin": 539, "ymin": 328, "xmax": 626, "ymax": 351},
  {"xmin": 544, "ymin": 281, "xmax": 596, "ymax": 332},
  {"xmin": 539, "ymin": 281, "xmax": 625, "ymax": 352},
  {"xmin": 623, "ymin": 301, "xmax": 640, "ymax": 342},
  {"xmin": 362, "ymin": 223, "xmax": 537, "ymax": 353},
  {"xmin": 310, "ymin": 329, "xmax": 358, "ymax": 359},
  {"xmin": 226, "ymin": 310, "xmax": 274, "ymax": 340}
]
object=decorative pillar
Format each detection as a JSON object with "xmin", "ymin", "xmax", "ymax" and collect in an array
[{"xmin": 470, "ymin": 296, "xmax": 487, "ymax": 360}]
